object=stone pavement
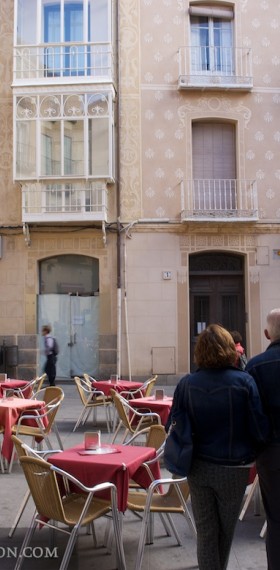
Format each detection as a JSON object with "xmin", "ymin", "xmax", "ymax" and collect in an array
[{"xmin": 0, "ymin": 381, "xmax": 267, "ymax": 569}]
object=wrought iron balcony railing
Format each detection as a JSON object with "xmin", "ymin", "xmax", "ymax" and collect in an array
[
  {"xmin": 180, "ymin": 179, "xmax": 258, "ymax": 221},
  {"xmin": 13, "ymin": 42, "xmax": 114, "ymax": 83},
  {"xmin": 22, "ymin": 182, "xmax": 108, "ymax": 223},
  {"xmin": 178, "ymin": 46, "xmax": 253, "ymax": 90}
]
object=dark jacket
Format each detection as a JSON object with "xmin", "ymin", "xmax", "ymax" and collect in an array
[
  {"xmin": 167, "ymin": 367, "xmax": 269, "ymax": 466},
  {"xmin": 246, "ymin": 340, "xmax": 280, "ymax": 442}
]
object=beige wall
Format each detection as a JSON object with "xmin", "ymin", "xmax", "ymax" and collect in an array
[{"xmin": 119, "ymin": 0, "xmax": 280, "ymax": 376}]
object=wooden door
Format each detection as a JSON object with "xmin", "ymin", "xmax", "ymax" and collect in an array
[{"xmin": 189, "ymin": 253, "xmax": 246, "ymax": 370}]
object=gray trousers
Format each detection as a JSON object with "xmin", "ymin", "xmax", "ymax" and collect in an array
[
  {"xmin": 188, "ymin": 459, "xmax": 249, "ymax": 570},
  {"xmin": 256, "ymin": 444, "xmax": 280, "ymax": 570}
]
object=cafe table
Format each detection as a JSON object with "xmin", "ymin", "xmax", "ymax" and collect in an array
[
  {"xmin": 129, "ymin": 396, "xmax": 173, "ymax": 427},
  {"xmin": 0, "ymin": 380, "xmax": 30, "ymax": 398},
  {"xmin": 48, "ymin": 443, "xmax": 161, "ymax": 512},
  {"xmin": 0, "ymin": 397, "xmax": 46, "ymax": 463},
  {"xmin": 92, "ymin": 379, "xmax": 145, "ymax": 398}
]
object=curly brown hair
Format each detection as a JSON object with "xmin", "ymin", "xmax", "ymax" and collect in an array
[{"xmin": 194, "ymin": 324, "xmax": 237, "ymax": 368}]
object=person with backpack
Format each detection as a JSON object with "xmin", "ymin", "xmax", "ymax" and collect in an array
[{"xmin": 41, "ymin": 324, "xmax": 58, "ymax": 386}]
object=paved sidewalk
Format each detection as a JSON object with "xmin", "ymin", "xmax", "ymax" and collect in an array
[{"xmin": 0, "ymin": 382, "xmax": 267, "ymax": 569}]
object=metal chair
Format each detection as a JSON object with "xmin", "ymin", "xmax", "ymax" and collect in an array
[
  {"xmin": 110, "ymin": 389, "xmax": 161, "ymax": 444},
  {"xmin": 9, "ymin": 435, "xmax": 63, "ymax": 537},
  {"xmin": 125, "ymin": 424, "xmax": 167, "ymax": 449},
  {"xmin": 125, "ymin": 425, "xmax": 167, "ymax": 491},
  {"xmin": 9, "ymin": 386, "xmax": 64, "ymax": 472},
  {"xmin": 119, "ymin": 375, "xmax": 158, "ymax": 400},
  {"xmin": 239, "ymin": 472, "xmax": 267, "ymax": 538},
  {"xmin": 0, "ymin": 426, "xmax": 4, "ymax": 473},
  {"xmin": 13, "ymin": 373, "xmax": 47, "ymax": 398},
  {"xmin": 14, "ymin": 454, "xmax": 126, "ymax": 570},
  {"xmin": 73, "ymin": 376, "xmax": 112, "ymax": 433},
  {"xmin": 127, "ymin": 475, "xmax": 196, "ymax": 570},
  {"xmin": 83, "ymin": 373, "xmax": 97, "ymax": 387}
]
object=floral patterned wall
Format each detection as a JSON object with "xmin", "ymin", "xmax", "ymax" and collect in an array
[
  {"xmin": 0, "ymin": 0, "xmax": 21, "ymax": 224},
  {"xmin": 119, "ymin": 0, "xmax": 280, "ymax": 222}
]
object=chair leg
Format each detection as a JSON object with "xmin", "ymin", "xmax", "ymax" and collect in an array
[
  {"xmin": 111, "ymin": 420, "xmax": 123, "ymax": 444},
  {"xmin": 121, "ymin": 428, "xmax": 129, "ymax": 444},
  {"xmin": 239, "ymin": 475, "xmax": 259, "ymax": 521},
  {"xmin": 59, "ymin": 526, "xmax": 80, "ymax": 570},
  {"xmin": 135, "ymin": 505, "xmax": 150, "ymax": 570},
  {"xmin": 82, "ymin": 407, "xmax": 93, "ymax": 426},
  {"xmin": 260, "ymin": 520, "xmax": 267, "ymax": 538},
  {"xmin": 8, "ymin": 446, "xmax": 16, "ymax": 473},
  {"xmin": 52, "ymin": 422, "xmax": 64, "ymax": 449},
  {"xmin": 14, "ymin": 512, "xmax": 38, "ymax": 570},
  {"xmin": 113, "ymin": 512, "xmax": 126, "ymax": 570},
  {"xmin": 73, "ymin": 407, "xmax": 88, "ymax": 432},
  {"xmin": 165, "ymin": 513, "xmax": 182, "ymax": 546},
  {"xmin": 0, "ymin": 452, "xmax": 4, "ymax": 473},
  {"xmin": 9, "ymin": 489, "xmax": 31, "ymax": 538},
  {"xmin": 105, "ymin": 405, "xmax": 111, "ymax": 434},
  {"xmin": 158, "ymin": 513, "xmax": 172, "ymax": 538}
]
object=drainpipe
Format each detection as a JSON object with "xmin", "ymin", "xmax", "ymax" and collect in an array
[{"xmin": 116, "ymin": 1, "xmax": 122, "ymax": 379}]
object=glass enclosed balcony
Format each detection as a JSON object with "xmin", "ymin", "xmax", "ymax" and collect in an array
[
  {"xmin": 13, "ymin": 42, "xmax": 114, "ymax": 84},
  {"xmin": 22, "ymin": 182, "xmax": 108, "ymax": 223}
]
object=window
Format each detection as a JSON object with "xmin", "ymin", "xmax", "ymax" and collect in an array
[
  {"xmin": 15, "ymin": 0, "xmax": 111, "ymax": 78},
  {"xmin": 192, "ymin": 122, "xmax": 236, "ymax": 211},
  {"xmin": 44, "ymin": 2, "xmax": 88, "ymax": 76},
  {"xmin": 190, "ymin": 4, "xmax": 234, "ymax": 75}
]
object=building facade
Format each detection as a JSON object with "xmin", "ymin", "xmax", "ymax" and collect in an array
[{"xmin": 0, "ymin": 1, "xmax": 279, "ymax": 381}]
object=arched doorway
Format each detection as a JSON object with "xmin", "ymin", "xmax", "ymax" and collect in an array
[
  {"xmin": 189, "ymin": 252, "xmax": 246, "ymax": 371},
  {"xmin": 38, "ymin": 254, "xmax": 99, "ymax": 378}
]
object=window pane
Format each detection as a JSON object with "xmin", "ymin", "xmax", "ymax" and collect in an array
[
  {"xmin": 90, "ymin": 0, "xmax": 109, "ymax": 42},
  {"xmin": 64, "ymin": 121, "xmax": 84, "ymax": 175},
  {"xmin": 41, "ymin": 122, "xmax": 61, "ymax": 176},
  {"xmin": 40, "ymin": 255, "xmax": 99, "ymax": 294},
  {"xmin": 191, "ymin": 16, "xmax": 233, "ymax": 73},
  {"xmin": 194, "ymin": 296, "xmax": 209, "ymax": 335},
  {"xmin": 88, "ymin": 118, "xmax": 109, "ymax": 176},
  {"xmin": 191, "ymin": 17, "xmax": 209, "ymax": 71},
  {"xmin": 17, "ymin": 0, "xmax": 37, "ymax": 44},
  {"xmin": 42, "ymin": 2, "xmax": 61, "ymax": 75},
  {"xmin": 213, "ymin": 19, "xmax": 233, "ymax": 73},
  {"xmin": 65, "ymin": 0, "xmax": 84, "ymax": 41},
  {"xmin": 16, "ymin": 121, "xmax": 36, "ymax": 178}
]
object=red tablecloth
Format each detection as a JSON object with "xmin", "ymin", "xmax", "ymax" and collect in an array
[
  {"xmin": 48, "ymin": 443, "xmax": 161, "ymax": 512},
  {"xmin": 93, "ymin": 380, "xmax": 144, "ymax": 397},
  {"xmin": 129, "ymin": 396, "xmax": 173, "ymax": 426},
  {"xmin": 0, "ymin": 398, "xmax": 46, "ymax": 462},
  {"xmin": 0, "ymin": 380, "xmax": 30, "ymax": 398}
]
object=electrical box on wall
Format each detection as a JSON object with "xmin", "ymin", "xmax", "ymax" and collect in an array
[{"xmin": 162, "ymin": 271, "xmax": 172, "ymax": 280}]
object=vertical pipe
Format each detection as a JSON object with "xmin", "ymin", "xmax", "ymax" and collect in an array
[{"xmin": 116, "ymin": 2, "xmax": 122, "ymax": 379}]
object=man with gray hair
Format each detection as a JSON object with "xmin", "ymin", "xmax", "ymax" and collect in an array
[{"xmin": 246, "ymin": 308, "xmax": 280, "ymax": 570}]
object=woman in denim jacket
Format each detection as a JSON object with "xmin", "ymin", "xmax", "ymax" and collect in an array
[{"xmin": 168, "ymin": 324, "xmax": 269, "ymax": 570}]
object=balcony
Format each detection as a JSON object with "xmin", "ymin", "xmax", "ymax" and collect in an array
[
  {"xmin": 13, "ymin": 42, "xmax": 115, "ymax": 85},
  {"xmin": 22, "ymin": 182, "xmax": 108, "ymax": 224},
  {"xmin": 178, "ymin": 46, "xmax": 253, "ymax": 91},
  {"xmin": 180, "ymin": 179, "xmax": 258, "ymax": 222}
]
